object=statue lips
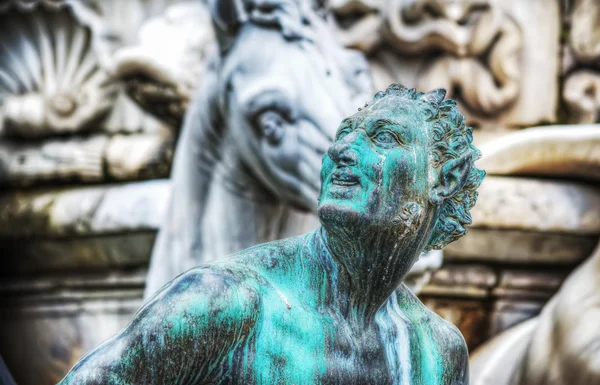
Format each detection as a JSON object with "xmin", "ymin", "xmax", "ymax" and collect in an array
[{"xmin": 331, "ymin": 168, "xmax": 360, "ymax": 186}]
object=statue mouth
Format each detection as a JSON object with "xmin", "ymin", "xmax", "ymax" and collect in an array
[{"xmin": 331, "ymin": 169, "xmax": 360, "ymax": 186}]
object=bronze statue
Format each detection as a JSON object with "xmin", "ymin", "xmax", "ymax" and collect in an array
[{"xmin": 58, "ymin": 84, "xmax": 484, "ymax": 385}]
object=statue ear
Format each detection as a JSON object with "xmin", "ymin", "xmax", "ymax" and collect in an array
[
  {"xmin": 209, "ymin": 0, "xmax": 248, "ymax": 37},
  {"xmin": 430, "ymin": 152, "xmax": 472, "ymax": 205}
]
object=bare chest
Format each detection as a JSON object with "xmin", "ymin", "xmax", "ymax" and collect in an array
[{"xmin": 224, "ymin": 306, "xmax": 398, "ymax": 385}]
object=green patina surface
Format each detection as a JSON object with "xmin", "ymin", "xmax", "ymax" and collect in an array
[{"xmin": 58, "ymin": 84, "xmax": 483, "ymax": 385}]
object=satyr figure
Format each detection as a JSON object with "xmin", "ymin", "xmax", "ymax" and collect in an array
[{"xmin": 58, "ymin": 84, "xmax": 485, "ymax": 385}]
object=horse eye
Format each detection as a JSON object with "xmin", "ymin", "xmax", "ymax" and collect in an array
[{"xmin": 257, "ymin": 110, "xmax": 286, "ymax": 144}]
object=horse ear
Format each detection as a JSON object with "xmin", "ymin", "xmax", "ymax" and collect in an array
[{"xmin": 209, "ymin": 0, "xmax": 248, "ymax": 36}]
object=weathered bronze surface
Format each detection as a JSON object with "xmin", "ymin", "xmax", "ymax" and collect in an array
[{"xmin": 58, "ymin": 84, "xmax": 484, "ymax": 384}]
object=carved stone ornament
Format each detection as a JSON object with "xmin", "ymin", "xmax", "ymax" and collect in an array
[
  {"xmin": 113, "ymin": 1, "xmax": 216, "ymax": 128},
  {"xmin": 0, "ymin": 0, "xmax": 118, "ymax": 138},
  {"xmin": 562, "ymin": 0, "xmax": 600, "ymax": 123},
  {"xmin": 330, "ymin": 0, "xmax": 560, "ymax": 127},
  {"xmin": 57, "ymin": 84, "xmax": 485, "ymax": 385}
]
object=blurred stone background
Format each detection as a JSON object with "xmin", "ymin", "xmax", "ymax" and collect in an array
[{"xmin": 0, "ymin": 0, "xmax": 598, "ymax": 384}]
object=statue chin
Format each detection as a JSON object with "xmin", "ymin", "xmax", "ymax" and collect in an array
[{"xmin": 317, "ymin": 201, "xmax": 364, "ymax": 231}]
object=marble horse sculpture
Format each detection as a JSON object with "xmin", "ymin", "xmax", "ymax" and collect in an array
[
  {"xmin": 139, "ymin": 0, "xmax": 373, "ymax": 297},
  {"xmin": 471, "ymin": 240, "xmax": 600, "ymax": 385},
  {"xmin": 57, "ymin": 84, "xmax": 485, "ymax": 384}
]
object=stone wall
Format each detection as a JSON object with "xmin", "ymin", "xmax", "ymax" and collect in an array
[
  {"xmin": 0, "ymin": 0, "xmax": 599, "ymax": 384},
  {"xmin": 0, "ymin": 2, "xmax": 178, "ymax": 383}
]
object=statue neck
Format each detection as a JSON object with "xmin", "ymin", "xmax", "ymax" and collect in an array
[{"xmin": 317, "ymin": 225, "xmax": 420, "ymax": 327}]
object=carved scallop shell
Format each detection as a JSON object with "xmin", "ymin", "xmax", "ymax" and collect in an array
[{"xmin": 0, "ymin": 1, "xmax": 118, "ymax": 138}]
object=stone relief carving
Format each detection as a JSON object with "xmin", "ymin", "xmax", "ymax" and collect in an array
[
  {"xmin": 0, "ymin": 0, "xmax": 117, "ymax": 138},
  {"xmin": 564, "ymin": 71, "xmax": 600, "ymax": 124},
  {"xmin": 0, "ymin": 0, "xmax": 175, "ymax": 188},
  {"xmin": 0, "ymin": 0, "xmax": 182, "ymax": 140},
  {"xmin": 113, "ymin": 1, "xmax": 215, "ymax": 128},
  {"xmin": 330, "ymin": 0, "xmax": 559, "ymax": 127},
  {"xmin": 387, "ymin": 0, "xmax": 522, "ymax": 116},
  {"xmin": 562, "ymin": 0, "xmax": 600, "ymax": 123},
  {"xmin": 0, "ymin": 135, "xmax": 107, "ymax": 185},
  {"xmin": 328, "ymin": 0, "xmax": 383, "ymax": 52}
]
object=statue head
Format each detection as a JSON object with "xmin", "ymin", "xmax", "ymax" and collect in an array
[
  {"xmin": 318, "ymin": 83, "xmax": 485, "ymax": 255},
  {"xmin": 210, "ymin": 0, "xmax": 373, "ymax": 211}
]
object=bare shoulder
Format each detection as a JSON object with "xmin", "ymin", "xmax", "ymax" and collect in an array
[
  {"xmin": 141, "ymin": 264, "xmax": 264, "ymax": 331},
  {"xmin": 59, "ymin": 266, "xmax": 264, "ymax": 385},
  {"xmin": 222, "ymin": 233, "xmax": 308, "ymax": 275},
  {"xmin": 433, "ymin": 317, "xmax": 469, "ymax": 385},
  {"xmin": 127, "ymin": 265, "xmax": 265, "ymax": 367},
  {"xmin": 395, "ymin": 284, "xmax": 469, "ymax": 384},
  {"xmin": 146, "ymin": 233, "xmax": 309, "ymax": 326}
]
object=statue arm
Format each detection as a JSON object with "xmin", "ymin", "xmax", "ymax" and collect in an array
[
  {"xmin": 450, "ymin": 332, "xmax": 470, "ymax": 385},
  {"xmin": 58, "ymin": 268, "xmax": 261, "ymax": 385},
  {"xmin": 439, "ymin": 320, "xmax": 470, "ymax": 385}
]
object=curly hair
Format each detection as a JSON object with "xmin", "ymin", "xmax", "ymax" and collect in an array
[{"xmin": 364, "ymin": 83, "xmax": 486, "ymax": 250}]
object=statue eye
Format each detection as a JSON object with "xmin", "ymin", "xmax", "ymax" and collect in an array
[
  {"xmin": 257, "ymin": 110, "xmax": 286, "ymax": 144},
  {"xmin": 335, "ymin": 128, "xmax": 352, "ymax": 141},
  {"xmin": 373, "ymin": 131, "xmax": 397, "ymax": 146}
]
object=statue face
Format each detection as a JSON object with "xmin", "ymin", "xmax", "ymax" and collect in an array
[
  {"xmin": 318, "ymin": 96, "xmax": 430, "ymax": 230},
  {"xmin": 223, "ymin": 23, "xmax": 372, "ymax": 212}
]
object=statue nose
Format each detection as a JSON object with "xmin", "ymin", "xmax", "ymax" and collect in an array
[{"xmin": 328, "ymin": 137, "xmax": 357, "ymax": 166}]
